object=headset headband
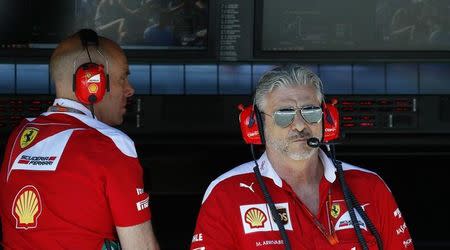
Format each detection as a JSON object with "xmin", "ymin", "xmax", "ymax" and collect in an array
[
  {"xmin": 72, "ymin": 29, "xmax": 109, "ymax": 76},
  {"xmin": 79, "ymin": 29, "xmax": 99, "ymax": 48}
]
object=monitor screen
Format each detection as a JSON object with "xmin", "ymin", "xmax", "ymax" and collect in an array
[
  {"xmin": 258, "ymin": 0, "xmax": 450, "ymax": 52},
  {"xmin": 0, "ymin": 0, "xmax": 209, "ymax": 54}
]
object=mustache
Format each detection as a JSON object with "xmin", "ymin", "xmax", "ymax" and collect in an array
[{"xmin": 287, "ymin": 130, "xmax": 312, "ymax": 141}]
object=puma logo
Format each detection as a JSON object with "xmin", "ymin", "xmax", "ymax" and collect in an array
[{"xmin": 239, "ymin": 182, "xmax": 255, "ymax": 193}]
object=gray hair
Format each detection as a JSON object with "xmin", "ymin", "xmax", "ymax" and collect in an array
[{"xmin": 254, "ymin": 64, "xmax": 324, "ymax": 111}]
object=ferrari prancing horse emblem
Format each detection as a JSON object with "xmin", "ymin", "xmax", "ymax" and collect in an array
[
  {"xmin": 331, "ymin": 203, "xmax": 341, "ymax": 219},
  {"xmin": 20, "ymin": 128, "xmax": 39, "ymax": 148}
]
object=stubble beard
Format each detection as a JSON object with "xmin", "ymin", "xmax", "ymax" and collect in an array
[{"xmin": 266, "ymin": 134, "xmax": 316, "ymax": 161}]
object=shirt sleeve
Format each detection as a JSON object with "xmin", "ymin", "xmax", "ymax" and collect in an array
[
  {"xmin": 105, "ymin": 150, "xmax": 151, "ymax": 227},
  {"xmin": 375, "ymin": 178, "xmax": 414, "ymax": 250},
  {"xmin": 191, "ymin": 188, "xmax": 237, "ymax": 250}
]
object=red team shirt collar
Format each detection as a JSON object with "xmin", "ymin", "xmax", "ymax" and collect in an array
[
  {"xmin": 256, "ymin": 149, "xmax": 337, "ymax": 189},
  {"xmin": 51, "ymin": 98, "xmax": 94, "ymax": 117},
  {"xmin": 255, "ymin": 149, "xmax": 341, "ymax": 245}
]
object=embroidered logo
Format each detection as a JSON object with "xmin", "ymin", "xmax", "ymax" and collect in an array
[
  {"xmin": 393, "ymin": 207, "xmax": 402, "ymax": 218},
  {"xmin": 334, "ymin": 203, "xmax": 370, "ymax": 231},
  {"xmin": 10, "ymin": 129, "xmax": 80, "ymax": 178},
  {"xmin": 245, "ymin": 208, "xmax": 267, "ymax": 228},
  {"xmin": 240, "ymin": 202, "xmax": 292, "ymax": 234},
  {"xmin": 136, "ymin": 188, "xmax": 145, "ymax": 195},
  {"xmin": 12, "ymin": 185, "xmax": 42, "ymax": 229},
  {"xmin": 277, "ymin": 207, "xmax": 289, "ymax": 225},
  {"xmin": 403, "ymin": 238, "xmax": 413, "ymax": 248},
  {"xmin": 17, "ymin": 155, "xmax": 57, "ymax": 166},
  {"xmin": 331, "ymin": 203, "xmax": 340, "ymax": 219},
  {"xmin": 239, "ymin": 182, "xmax": 255, "ymax": 193},
  {"xmin": 136, "ymin": 197, "xmax": 149, "ymax": 211},
  {"xmin": 20, "ymin": 127, "xmax": 39, "ymax": 148}
]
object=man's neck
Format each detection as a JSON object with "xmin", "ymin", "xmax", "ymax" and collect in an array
[
  {"xmin": 267, "ymin": 149, "xmax": 324, "ymax": 214},
  {"xmin": 267, "ymin": 149, "xmax": 322, "ymax": 185}
]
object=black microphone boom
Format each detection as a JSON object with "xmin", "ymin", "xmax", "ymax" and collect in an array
[
  {"xmin": 307, "ymin": 138, "xmax": 321, "ymax": 148},
  {"xmin": 307, "ymin": 137, "xmax": 340, "ymax": 148}
]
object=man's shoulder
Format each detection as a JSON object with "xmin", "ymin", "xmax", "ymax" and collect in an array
[
  {"xmin": 201, "ymin": 160, "xmax": 257, "ymax": 203},
  {"xmin": 43, "ymin": 112, "xmax": 137, "ymax": 158},
  {"xmin": 341, "ymin": 161, "xmax": 380, "ymax": 178},
  {"xmin": 77, "ymin": 114, "xmax": 136, "ymax": 158},
  {"xmin": 340, "ymin": 161, "xmax": 387, "ymax": 187}
]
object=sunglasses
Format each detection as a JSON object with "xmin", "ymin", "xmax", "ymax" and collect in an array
[{"xmin": 262, "ymin": 105, "xmax": 323, "ymax": 128}]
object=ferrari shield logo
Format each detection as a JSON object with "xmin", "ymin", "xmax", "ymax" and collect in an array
[
  {"xmin": 20, "ymin": 128, "xmax": 39, "ymax": 148},
  {"xmin": 331, "ymin": 204, "xmax": 341, "ymax": 219}
]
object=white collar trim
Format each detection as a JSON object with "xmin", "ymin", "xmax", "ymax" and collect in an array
[
  {"xmin": 52, "ymin": 98, "xmax": 93, "ymax": 117},
  {"xmin": 257, "ymin": 152, "xmax": 284, "ymax": 187},
  {"xmin": 259, "ymin": 149, "xmax": 337, "ymax": 188},
  {"xmin": 319, "ymin": 149, "xmax": 337, "ymax": 183}
]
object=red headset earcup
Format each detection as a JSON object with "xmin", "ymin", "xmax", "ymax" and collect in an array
[
  {"xmin": 238, "ymin": 104, "xmax": 263, "ymax": 145},
  {"xmin": 323, "ymin": 101, "xmax": 340, "ymax": 142},
  {"xmin": 238, "ymin": 102, "xmax": 339, "ymax": 145},
  {"xmin": 74, "ymin": 63, "xmax": 107, "ymax": 104}
]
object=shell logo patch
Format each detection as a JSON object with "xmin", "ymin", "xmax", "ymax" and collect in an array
[
  {"xmin": 20, "ymin": 127, "xmax": 39, "ymax": 148},
  {"xmin": 88, "ymin": 83, "xmax": 99, "ymax": 93},
  {"xmin": 240, "ymin": 202, "xmax": 292, "ymax": 234},
  {"xmin": 12, "ymin": 185, "xmax": 42, "ymax": 229},
  {"xmin": 245, "ymin": 208, "xmax": 267, "ymax": 228},
  {"xmin": 331, "ymin": 203, "xmax": 340, "ymax": 219}
]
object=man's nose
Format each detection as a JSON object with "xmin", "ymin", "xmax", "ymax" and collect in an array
[
  {"xmin": 291, "ymin": 111, "xmax": 306, "ymax": 131},
  {"xmin": 125, "ymin": 82, "xmax": 135, "ymax": 97}
]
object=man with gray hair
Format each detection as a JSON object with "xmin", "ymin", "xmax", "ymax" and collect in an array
[{"xmin": 191, "ymin": 65, "xmax": 413, "ymax": 249}]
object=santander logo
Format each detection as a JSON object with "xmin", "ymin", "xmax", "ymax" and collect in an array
[{"xmin": 87, "ymin": 74, "xmax": 101, "ymax": 83}]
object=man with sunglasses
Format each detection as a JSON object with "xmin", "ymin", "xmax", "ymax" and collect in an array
[{"xmin": 191, "ymin": 65, "xmax": 413, "ymax": 249}]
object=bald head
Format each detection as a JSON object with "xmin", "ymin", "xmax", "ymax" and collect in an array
[{"xmin": 50, "ymin": 31, "xmax": 125, "ymax": 99}]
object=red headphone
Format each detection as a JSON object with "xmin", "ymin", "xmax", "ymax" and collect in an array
[
  {"xmin": 238, "ymin": 99, "xmax": 340, "ymax": 145},
  {"xmin": 73, "ymin": 29, "xmax": 109, "ymax": 105}
]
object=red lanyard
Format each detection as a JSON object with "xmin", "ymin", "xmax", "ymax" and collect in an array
[{"xmin": 300, "ymin": 188, "xmax": 339, "ymax": 246}]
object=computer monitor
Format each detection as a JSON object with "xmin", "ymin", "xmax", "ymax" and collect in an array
[
  {"xmin": 254, "ymin": 0, "xmax": 450, "ymax": 60},
  {"xmin": 0, "ymin": 0, "xmax": 214, "ymax": 60}
]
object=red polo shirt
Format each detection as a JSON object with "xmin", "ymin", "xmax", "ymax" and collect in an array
[
  {"xmin": 191, "ymin": 151, "xmax": 413, "ymax": 250},
  {"xmin": 0, "ymin": 99, "xmax": 151, "ymax": 249}
]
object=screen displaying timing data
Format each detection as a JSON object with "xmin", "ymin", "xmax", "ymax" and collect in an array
[
  {"xmin": 0, "ymin": 0, "xmax": 208, "ymax": 50},
  {"xmin": 261, "ymin": 0, "xmax": 450, "ymax": 51}
]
